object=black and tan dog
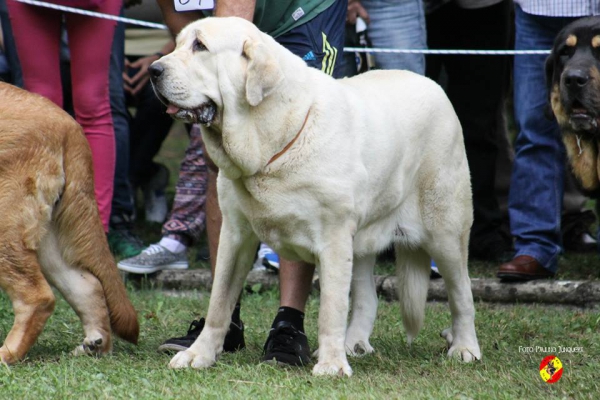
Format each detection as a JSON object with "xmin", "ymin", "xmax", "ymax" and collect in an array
[
  {"xmin": 0, "ymin": 83, "xmax": 138, "ymax": 364},
  {"xmin": 546, "ymin": 16, "xmax": 600, "ymax": 193}
]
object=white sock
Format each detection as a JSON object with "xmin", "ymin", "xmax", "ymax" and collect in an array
[{"xmin": 159, "ymin": 237, "xmax": 187, "ymax": 254}]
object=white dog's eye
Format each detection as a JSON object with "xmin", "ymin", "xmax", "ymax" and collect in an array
[{"xmin": 193, "ymin": 39, "xmax": 208, "ymax": 52}]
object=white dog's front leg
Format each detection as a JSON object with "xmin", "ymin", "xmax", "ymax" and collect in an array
[
  {"xmin": 170, "ymin": 220, "xmax": 258, "ymax": 369},
  {"xmin": 313, "ymin": 236, "xmax": 354, "ymax": 377}
]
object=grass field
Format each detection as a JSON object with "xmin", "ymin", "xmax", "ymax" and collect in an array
[
  {"xmin": 0, "ymin": 288, "xmax": 598, "ymax": 399},
  {"xmin": 1, "ymin": 123, "xmax": 598, "ymax": 399}
]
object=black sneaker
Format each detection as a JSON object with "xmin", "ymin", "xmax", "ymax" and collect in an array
[
  {"xmin": 157, "ymin": 318, "xmax": 245, "ymax": 353},
  {"xmin": 262, "ymin": 321, "xmax": 311, "ymax": 366}
]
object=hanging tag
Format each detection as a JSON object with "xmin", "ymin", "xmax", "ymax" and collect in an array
[{"xmin": 174, "ymin": 0, "xmax": 215, "ymax": 12}]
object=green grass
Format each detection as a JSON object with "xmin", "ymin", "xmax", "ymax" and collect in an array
[
  {"xmin": 1, "ymin": 121, "xmax": 599, "ymax": 398},
  {"xmin": 0, "ymin": 289, "xmax": 598, "ymax": 399}
]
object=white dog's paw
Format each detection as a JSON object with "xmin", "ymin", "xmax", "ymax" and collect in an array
[
  {"xmin": 440, "ymin": 328, "xmax": 454, "ymax": 345},
  {"xmin": 345, "ymin": 339, "xmax": 374, "ymax": 356},
  {"xmin": 169, "ymin": 350, "xmax": 194, "ymax": 369},
  {"xmin": 312, "ymin": 359, "xmax": 353, "ymax": 377},
  {"xmin": 169, "ymin": 349, "xmax": 216, "ymax": 369},
  {"xmin": 441, "ymin": 327, "xmax": 481, "ymax": 362},
  {"xmin": 72, "ymin": 335, "xmax": 109, "ymax": 356}
]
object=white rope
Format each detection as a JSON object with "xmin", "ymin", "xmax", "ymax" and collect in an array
[
  {"xmin": 14, "ymin": 0, "xmax": 168, "ymax": 29},
  {"xmin": 345, "ymin": 47, "xmax": 551, "ymax": 55},
  {"xmin": 14, "ymin": 0, "xmax": 551, "ymax": 55}
]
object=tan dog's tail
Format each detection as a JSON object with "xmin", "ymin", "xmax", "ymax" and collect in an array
[{"xmin": 54, "ymin": 126, "xmax": 139, "ymax": 344}]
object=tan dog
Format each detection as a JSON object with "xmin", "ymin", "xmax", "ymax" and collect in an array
[
  {"xmin": 0, "ymin": 83, "xmax": 139, "ymax": 364},
  {"xmin": 151, "ymin": 17, "xmax": 480, "ymax": 376}
]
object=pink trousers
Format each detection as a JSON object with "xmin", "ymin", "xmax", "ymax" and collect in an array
[{"xmin": 8, "ymin": 0, "xmax": 122, "ymax": 231}]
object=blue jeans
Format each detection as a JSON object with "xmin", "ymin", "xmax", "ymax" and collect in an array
[
  {"xmin": 510, "ymin": 6, "xmax": 579, "ymax": 273},
  {"xmin": 109, "ymin": 18, "xmax": 135, "ymax": 222},
  {"xmin": 360, "ymin": 0, "xmax": 426, "ymax": 74}
]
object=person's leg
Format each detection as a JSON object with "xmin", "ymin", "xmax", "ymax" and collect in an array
[
  {"xmin": 66, "ymin": 0, "xmax": 122, "ymax": 231},
  {"xmin": 161, "ymin": 124, "xmax": 208, "ymax": 246},
  {"xmin": 109, "ymin": 19, "xmax": 134, "ymax": 222},
  {"xmin": 127, "ymin": 72, "xmax": 175, "ymax": 224},
  {"xmin": 0, "ymin": 0, "xmax": 23, "ymax": 87},
  {"xmin": 107, "ymin": 17, "xmax": 145, "ymax": 258},
  {"xmin": 501, "ymin": 7, "xmax": 578, "ymax": 276},
  {"xmin": 260, "ymin": 0, "xmax": 347, "ymax": 367},
  {"xmin": 6, "ymin": 2, "xmax": 62, "ymax": 103},
  {"xmin": 118, "ymin": 124, "xmax": 208, "ymax": 274},
  {"xmin": 427, "ymin": 1, "xmax": 512, "ymax": 261},
  {"xmin": 128, "ymin": 78, "xmax": 174, "ymax": 190},
  {"xmin": 360, "ymin": 0, "xmax": 426, "ymax": 74}
]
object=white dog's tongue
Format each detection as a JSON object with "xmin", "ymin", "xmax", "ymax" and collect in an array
[{"xmin": 166, "ymin": 104, "xmax": 180, "ymax": 114}]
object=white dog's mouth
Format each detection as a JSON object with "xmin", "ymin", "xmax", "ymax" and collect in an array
[{"xmin": 165, "ymin": 101, "xmax": 217, "ymax": 125}]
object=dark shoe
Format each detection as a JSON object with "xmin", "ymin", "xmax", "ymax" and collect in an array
[
  {"xmin": 469, "ymin": 233, "xmax": 513, "ymax": 263},
  {"xmin": 497, "ymin": 255, "xmax": 554, "ymax": 281},
  {"xmin": 107, "ymin": 229, "xmax": 145, "ymax": 259},
  {"xmin": 262, "ymin": 321, "xmax": 311, "ymax": 366},
  {"xmin": 562, "ymin": 210, "xmax": 597, "ymax": 253},
  {"xmin": 108, "ymin": 214, "xmax": 145, "ymax": 259},
  {"xmin": 158, "ymin": 318, "xmax": 245, "ymax": 353}
]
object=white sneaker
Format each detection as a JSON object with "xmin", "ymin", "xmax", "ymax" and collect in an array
[{"xmin": 118, "ymin": 244, "xmax": 188, "ymax": 274}]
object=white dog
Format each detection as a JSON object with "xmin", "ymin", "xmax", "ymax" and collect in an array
[{"xmin": 150, "ymin": 17, "xmax": 481, "ymax": 376}]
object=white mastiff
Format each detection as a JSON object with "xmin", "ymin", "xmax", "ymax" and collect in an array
[{"xmin": 150, "ymin": 16, "xmax": 481, "ymax": 376}]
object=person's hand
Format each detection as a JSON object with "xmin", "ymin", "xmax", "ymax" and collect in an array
[
  {"xmin": 347, "ymin": 0, "xmax": 370, "ymax": 25},
  {"xmin": 123, "ymin": 54, "xmax": 161, "ymax": 96}
]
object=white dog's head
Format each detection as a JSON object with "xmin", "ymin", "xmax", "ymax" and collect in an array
[
  {"xmin": 149, "ymin": 17, "xmax": 286, "ymax": 126},
  {"xmin": 150, "ymin": 17, "xmax": 317, "ymax": 179}
]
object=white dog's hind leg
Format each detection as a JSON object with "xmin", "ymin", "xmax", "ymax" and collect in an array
[
  {"xmin": 395, "ymin": 246, "xmax": 431, "ymax": 344},
  {"xmin": 345, "ymin": 254, "xmax": 377, "ymax": 356},
  {"xmin": 313, "ymin": 235, "xmax": 354, "ymax": 377},
  {"xmin": 170, "ymin": 223, "xmax": 258, "ymax": 369},
  {"xmin": 427, "ymin": 233, "xmax": 481, "ymax": 362}
]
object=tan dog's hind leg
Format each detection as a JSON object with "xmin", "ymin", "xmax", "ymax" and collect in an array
[
  {"xmin": 0, "ymin": 253, "xmax": 55, "ymax": 365},
  {"xmin": 344, "ymin": 254, "xmax": 377, "ymax": 356},
  {"xmin": 38, "ymin": 230, "xmax": 111, "ymax": 356}
]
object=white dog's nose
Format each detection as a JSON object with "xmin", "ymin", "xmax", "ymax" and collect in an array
[{"xmin": 149, "ymin": 62, "xmax": 165, "ymax": 80}]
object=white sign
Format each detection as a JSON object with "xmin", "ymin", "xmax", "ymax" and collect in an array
[{"xmin": 174, "ymin": 0, "xmax": 215, "ymax": 12}]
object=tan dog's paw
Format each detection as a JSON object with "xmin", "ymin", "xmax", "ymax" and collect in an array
[
  {"xmin": 72, "ymin": 335, "xmax": 110, "ymax": 356},
  {"xmin": 312, "ymin": 359, "xmax": 353, "ymax": 377},
  {"xmin": 0, "ymin": 346, "xmax": 19, "ymax": 365},
  {"xmin": 441, "ymin": 328, "xmax": 481, "ymax": 362},
  {"xmin": 169, "ymin": 349, "xmax": 215, "ymax": 369}
]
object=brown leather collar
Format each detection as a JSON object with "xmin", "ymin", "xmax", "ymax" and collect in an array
[{"xmin": 267, "ymin": 107, "xmax": 311, "ymax": 166}]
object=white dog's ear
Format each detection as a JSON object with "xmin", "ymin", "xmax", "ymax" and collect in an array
[{"xmin": 243, "ymin": 39, "xmax": 284, "ymax": 106}]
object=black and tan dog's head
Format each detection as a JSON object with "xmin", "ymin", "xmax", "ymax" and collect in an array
[{"xmin": 546, "ymin": 16, "xmax": 600, "ymax": 192}]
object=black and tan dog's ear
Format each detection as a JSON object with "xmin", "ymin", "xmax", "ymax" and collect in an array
[
  {"xmin": 544, "ymin": 52, "xmax": 557, "ymax": 120},
  {"xmin": 243, "ymin": 39, "xmax": 284, "ymax": 107}
]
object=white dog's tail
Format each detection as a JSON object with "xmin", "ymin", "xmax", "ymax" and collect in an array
[{"xmin": 395, "ymin": 246, "xmax": 431, "ymax": 344}]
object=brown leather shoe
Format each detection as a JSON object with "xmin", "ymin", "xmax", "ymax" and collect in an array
[{"xmin": 497, "ymin": 255, "xmax": 554, "ymax": 281}]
